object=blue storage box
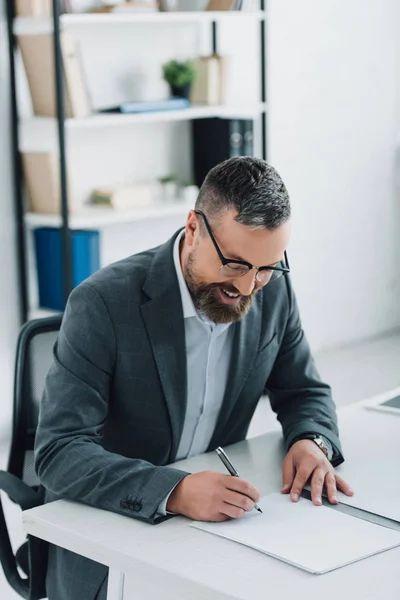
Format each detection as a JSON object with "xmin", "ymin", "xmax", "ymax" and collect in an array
[{"xmin": 34, "ymin": 227, "xmax": 100, "ymax": 311}]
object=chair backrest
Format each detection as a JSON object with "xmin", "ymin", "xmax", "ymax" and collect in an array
[{"xmin": 7, "ymin": 316, "xmax": 63, "ymax": 488}]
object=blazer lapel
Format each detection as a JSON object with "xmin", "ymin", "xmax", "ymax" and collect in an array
[
  {"xmin": 141, "ymin": 231, "xmax": 187, "ymax": 462},
  {"xmin": 208, "ymin": 298, "xmax": 261, "ymax": 450}
]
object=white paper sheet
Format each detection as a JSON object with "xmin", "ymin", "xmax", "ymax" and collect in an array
[
  {"xmin": 191, "ymin": 493, "xmax": 400, "ymax": 574},
  {"xmin": 334, "ymin": 457, "xmax": 400, "ymax": 522}
]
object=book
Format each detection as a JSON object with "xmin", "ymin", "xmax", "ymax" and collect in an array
[
  {"xmin": 15, "ymin": 0, "xmax": 52, "ymax": 16},
  {"xmin": 206, "ymin": 0, "xmax": 237, "ymax": 10},
  {"xmin": 98, "ymin": 98, "xmax": 190, "ymax": 114},
  {"xmin": 18, "ymin": 31, "xmax": 91, "ymax": 118},
  {"xmin": 22, "ymin": 151, "xmax": 76, "ymax": 214},
  {"xmin": 190, "ymin": 54, "xmax": 227, "ymax": 106}
]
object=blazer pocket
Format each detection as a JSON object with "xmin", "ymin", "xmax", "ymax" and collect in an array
[{"xmin": 253, "ymin": 333, "xmax": 278, "ymax": 369}]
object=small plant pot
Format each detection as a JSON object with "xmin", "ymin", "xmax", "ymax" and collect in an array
[{"xmin": 170, "ymin": 84, "xmax": 191, "ymax": 100}]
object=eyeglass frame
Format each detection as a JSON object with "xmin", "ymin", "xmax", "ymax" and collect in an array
[{"xmin": 194, "ymin": 209, "xmax": 290, "ymax": 281}]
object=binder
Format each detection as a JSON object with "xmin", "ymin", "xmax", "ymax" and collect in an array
[
  {"xmin": 192, "ymin": 117, "xmax": 244, "ymax": 187},
  {"xmin": 34, "ymin": 228, "xmax": 100, "ymax": 311},
  {"xmin": 18, "ymin": 31, "xmax": 91, "ymax": 118},
  {"xmin": 242, "ymin": 119, "xmax": 254, "ymax": 156}
]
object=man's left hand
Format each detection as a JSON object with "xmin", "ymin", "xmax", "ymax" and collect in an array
[{"xmin": 281, "ymin": 439, "xmax": 354, "ymax": 506}]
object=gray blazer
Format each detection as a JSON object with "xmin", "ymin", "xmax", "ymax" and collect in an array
[{"xmin": 35, "ymin": 230, "xmax": 343, "ymax": 600}]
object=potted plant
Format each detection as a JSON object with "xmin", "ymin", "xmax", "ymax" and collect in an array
[{"xmin": 162, "ymin": 60, "xmax": 196, "ymax": 100}]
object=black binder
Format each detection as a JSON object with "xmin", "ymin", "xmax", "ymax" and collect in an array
[{"xmin": 192, "ymin": 118, "xmax": 254, "ymax": 188}]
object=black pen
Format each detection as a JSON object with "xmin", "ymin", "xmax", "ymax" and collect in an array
[{"xmin": 216, "ymin": 446, "xmax": 263, "ymax": 513}]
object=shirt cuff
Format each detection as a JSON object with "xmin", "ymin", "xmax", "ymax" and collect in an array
[{"xmin": 156, "ymin": 481, "xmax": 181, "ymax": 516}]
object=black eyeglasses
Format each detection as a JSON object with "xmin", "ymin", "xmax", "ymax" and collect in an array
[{"xmin": 195, "ymin": 210, "xmax": 290, "ymax": 285}]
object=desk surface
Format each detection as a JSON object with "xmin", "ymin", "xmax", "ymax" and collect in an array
[{"xmin": 23, "ymin": 401, "xmax": 400, "ymax": 600}]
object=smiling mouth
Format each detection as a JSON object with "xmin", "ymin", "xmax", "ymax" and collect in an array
[{"xmin": 218, "ymin": 287, "xmax": 242, "ymax": 304}]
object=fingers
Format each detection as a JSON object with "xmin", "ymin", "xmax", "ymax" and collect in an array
[
  {"xmin": 220, "ymin": 489, "xmax": 256, "ymax": 519},
  {"xmin": 281, "ymin": 455, "xmax": 295, "ymax": 494},
  {"xmin": 336, "ymin": 474, "xmax": 354, "ymax": 497},
  {"xmin": 324, "ymin": 471, "xmax": 338, "ymax": 504},
  {"xmin": 224, "ymin": 475, "xmax": 261, "ymax": 504},
  {"xmin": 311, "ymin": 468, "xmax": 328, "ymax": 506},
  {"xmin": 290, "ymin": 466, "xmax": 312, "ymax": 502}
]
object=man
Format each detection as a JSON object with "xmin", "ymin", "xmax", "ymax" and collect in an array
[{"xmin": 35, "ymin": 157, "xmax": 353, "ymax": 599}]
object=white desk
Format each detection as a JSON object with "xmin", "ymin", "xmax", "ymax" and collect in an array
[{"xmin": 23, "ymin": 400, "xmax": 400, "ymax": 600}]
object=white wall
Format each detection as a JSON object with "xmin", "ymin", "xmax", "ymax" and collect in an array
[
  {"xmin": 0, "ymin": 5, "xmax": 20, "ymax": 437},
  {"xmin": 268, "ymin": 0, "xmax": 400, "ymax": 352}
]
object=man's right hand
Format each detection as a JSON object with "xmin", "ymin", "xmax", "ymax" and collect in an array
[{"xmin": 166, "ymin": 470, "xmax": 261, "ymax": 522}]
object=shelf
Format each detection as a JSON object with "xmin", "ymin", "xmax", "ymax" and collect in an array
[
  {"xmin": 25, "ymin": 201, "xmax": 193, "ymax": 230},
  {"xmin": 20, "ymin": 104, "xmax": 267, "ymax": 133},
  {"xmin": 14, "ymin": 11, "xmax": 265, "ymax": 34}
]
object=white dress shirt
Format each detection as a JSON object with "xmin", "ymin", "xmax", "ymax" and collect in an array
[{"xmin": 157, "ymin": 233, "xmax": 234, "ymax": 515}]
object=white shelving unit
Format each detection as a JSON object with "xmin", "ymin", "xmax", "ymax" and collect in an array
[
  {"xmin": 13, "ymin": 4, "xmax": 267, "ymax": 319},
  {"xmin": 25, "ymin": 201, "xmax": 193, "ymax": 230},
  {"xmin": 14, "ymin": 10, "xmax": 266, "ymax": 35},
  {"xmin": 20, "ymin": 103, "xmax": 267, "ymax": 134}
]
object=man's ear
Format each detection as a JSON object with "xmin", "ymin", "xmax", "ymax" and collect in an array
[{"xmin": 185, "ymin": 210, "xmax": 198, "ymax": 247}]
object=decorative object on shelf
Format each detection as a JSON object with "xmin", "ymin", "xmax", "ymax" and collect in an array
[
  {"xmin": 21, "ymin": 151, "xmax": 76, "ymax": 214},
  {"xmin": 192, "ymin": 117, "xmax": 252, "ymax": 187},
  {"xmin": 180, "ymin": 181, "xmax": 199, "ymax": 205},
  {"xmin": 98, "ymin": 97, "xmax": 190, "ymax": 114},
  {"xmin": 18, "ymin": 31, "xmax": 91, "ymax": 118},
  {"xmin": 159, "ymin": 0, "xmax": 208, "ymax": 11},
  {"xmin": 91, "ymin": 183, "xmax": 154, "ymax": 210},
  {"xmin": 162, "ymin": 60, "xmax": 196, "ymax": 100},
  {"xmin": 190, "ymin": 53, "xmax": 227, "ymax": 106},
  {"xmin": 15, "ymin": 0, "xmax": 52, "ymax": 16},
  {"xmin": 158, "ymin": 174, "xmax": 179, "ymax": 202},
  {"xmin": 34, "ymin": 228, "xmax": 100, "ymax": 311}
]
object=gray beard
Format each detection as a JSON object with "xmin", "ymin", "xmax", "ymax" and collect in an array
[{"xmin": 184, "ymin": 253, "xmax": 255, "ymax": 324}]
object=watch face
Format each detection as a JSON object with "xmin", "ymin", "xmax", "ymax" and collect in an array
[{"xmin": 314, "ymin": 437, "xmax": 328, "ymax": 456}]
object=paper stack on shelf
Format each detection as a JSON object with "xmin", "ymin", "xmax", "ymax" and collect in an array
[
  {"xmin": 92, "ymin": 184, "xmax": 154, "ymax": 210},
  {"xmin": 18, "ymin": 31, "xmax": 91, "ymax": 118}
]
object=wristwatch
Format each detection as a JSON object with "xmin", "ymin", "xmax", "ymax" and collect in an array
[{"xmin": 295, "ymin": 434, "xmax": 333, "ymax": 462}]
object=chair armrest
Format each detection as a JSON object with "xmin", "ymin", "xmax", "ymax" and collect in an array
[{"xmin": 0, "ymin": 471, "xmax": 45, "ymax": 599}]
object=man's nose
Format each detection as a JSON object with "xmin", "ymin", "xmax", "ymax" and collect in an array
[{"xmin": 232, "ymin": 270, "xmax": 258, "ymax": 297}]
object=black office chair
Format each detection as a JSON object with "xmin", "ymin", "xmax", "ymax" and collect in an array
[{"xmin": 0, "ymin": 315, "xmax": 62, "ymax": 600}]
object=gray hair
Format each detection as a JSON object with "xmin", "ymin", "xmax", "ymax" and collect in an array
[{"xmin": 195, "ymin": 156, "xmax": 291, "ymax": 230}]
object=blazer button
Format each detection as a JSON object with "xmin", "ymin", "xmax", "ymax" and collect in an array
[{"xmin": 132, "ymin": 501, "xmax": 142, "ymax": 512}]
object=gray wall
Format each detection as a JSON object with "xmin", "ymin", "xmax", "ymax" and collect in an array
[{"xmin": 268, "ymin": 0, "xmax": 400, "ymax": 351}]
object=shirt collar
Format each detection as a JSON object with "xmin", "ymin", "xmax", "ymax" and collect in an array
[
  {"xmin": 173, "ymin": 232, "xmax": 197, "ymax": 319},
  {"xmin": 173, "ymin": 232, "xmax": 231, "ymax": 334}
]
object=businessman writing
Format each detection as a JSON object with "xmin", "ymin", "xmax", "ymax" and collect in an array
[{"xmin": 35, "ymin": 157, "xmax": 353, "ymax": 600}]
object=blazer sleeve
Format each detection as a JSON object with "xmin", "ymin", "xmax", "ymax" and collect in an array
[
  {"xmin": 34, "ymin": 282, "xmax": 188, "ymax": 524},
  {"xmin": 265, "ymin": 277, "xmax": 344, "ymax": 466}
]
